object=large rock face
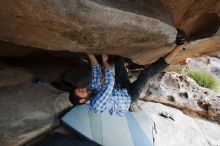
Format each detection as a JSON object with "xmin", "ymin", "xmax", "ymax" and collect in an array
[
  {"xmin": 0, "ymin": 0, "xmax": 220, "ymax": 64},
  {"xmin": 138, "ymin": 71, "xmax": 220, "ymax": 123}
]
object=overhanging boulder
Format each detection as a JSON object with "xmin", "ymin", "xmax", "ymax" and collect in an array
[{"xmin": 0, "ymin": 0, "xmax": 220, "ymax": 64}]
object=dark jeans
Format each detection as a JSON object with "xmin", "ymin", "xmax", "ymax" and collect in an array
[{"xmin": 115, "ymin": 56, "xmax": 168, "ymax": 102}]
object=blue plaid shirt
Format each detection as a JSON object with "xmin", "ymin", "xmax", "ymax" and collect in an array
[{"xmin": 86, "ymin": 65, "xmax": 131, "ymax": 116}]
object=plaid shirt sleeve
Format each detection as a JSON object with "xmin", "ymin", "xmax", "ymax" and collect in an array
[
  {"xmin": 89, "ymin": 65, "xmax": 101, "ymax": 91},
  {"xmin": 88, "ymin": 68, "xmax": 115, "ymax": 113}
]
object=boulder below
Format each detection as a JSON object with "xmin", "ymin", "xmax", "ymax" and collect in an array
[
  {"xmin": 137, "ymin": 102, "xmax": 220, "ymax": 146},
  {"xmin": 0, "ymin": 67, "xmax": 33, "ymax": 88},
  {"xmin": 0, "ymin": 67, "xmax": 72, "ymax": 146}
]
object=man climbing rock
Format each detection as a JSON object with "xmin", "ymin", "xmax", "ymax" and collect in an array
[{"xmin": 69, "ymin": 29, "xmax": 187, "ymax": 116}]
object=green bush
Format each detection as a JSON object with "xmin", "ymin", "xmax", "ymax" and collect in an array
[{"xmin": 185, "ymin": 69, "xmax": 219, "ymax": 91}]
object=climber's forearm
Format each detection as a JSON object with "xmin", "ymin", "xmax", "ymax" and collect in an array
[
  {"xmin": 103, "ymin": 61, "xmax": 110, "ymax": 70},
  {"xmin": 86, "ymin": 53, "xmax": 99, "ymax": 67}
]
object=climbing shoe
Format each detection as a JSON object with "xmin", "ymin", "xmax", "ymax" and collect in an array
[{"xmin": 176, "ymin": 28, "xmax": 188, "ymax": 45}]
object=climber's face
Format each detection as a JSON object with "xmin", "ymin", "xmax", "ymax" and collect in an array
[{"xmin": 74, "ymin": 87, "xmax": 92, "ymax": 103}]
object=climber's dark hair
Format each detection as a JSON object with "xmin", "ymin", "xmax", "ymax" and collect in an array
[{"xmin": 69, "ymin": 86, "xmax": 81, "ymax": 106}]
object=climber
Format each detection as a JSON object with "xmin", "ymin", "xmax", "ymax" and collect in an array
[{"xmin": 69, "ymin": 29, "xmax": 188, "ymax": 116}]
